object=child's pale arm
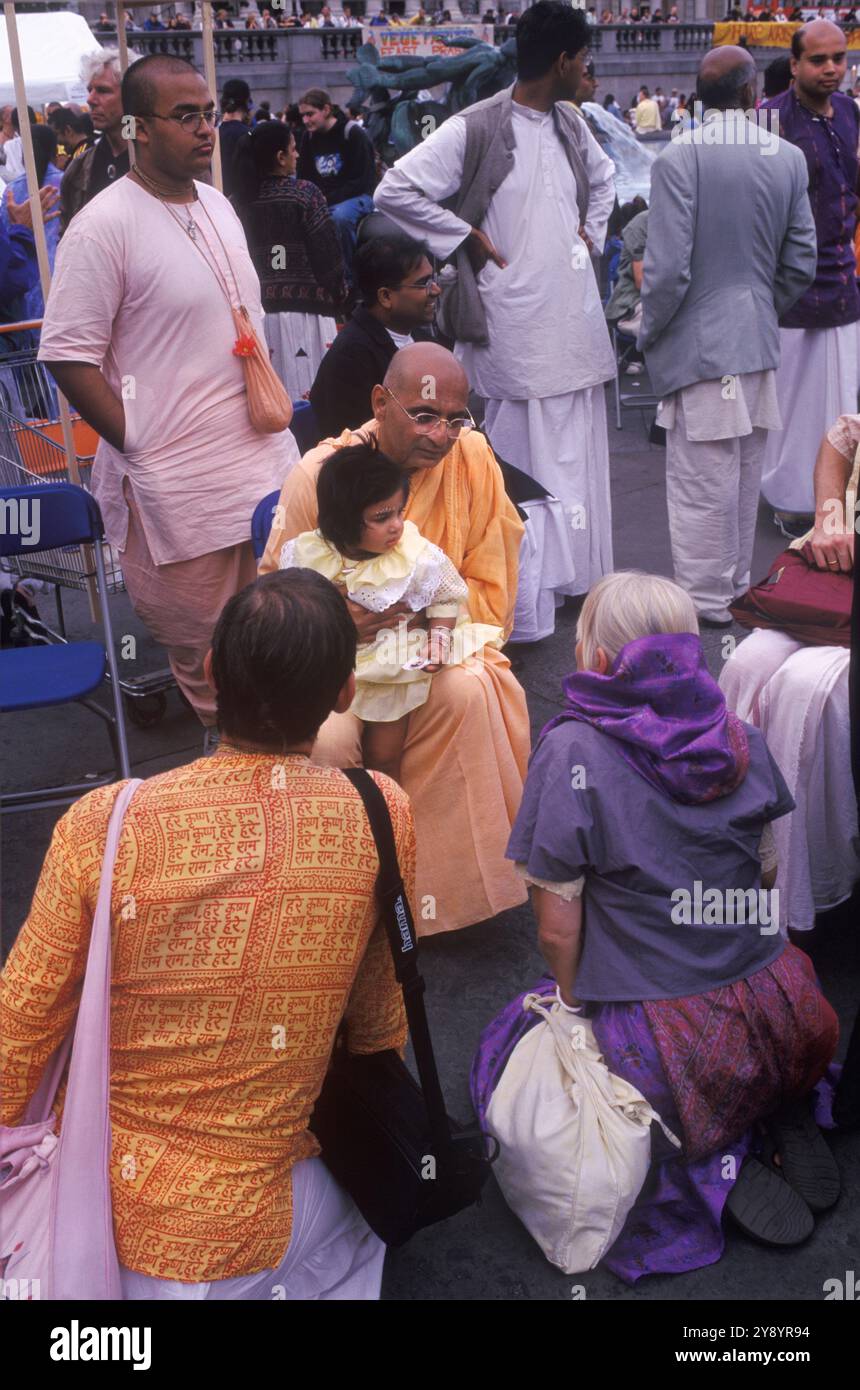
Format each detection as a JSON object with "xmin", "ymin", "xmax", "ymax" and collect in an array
[{"xmin": 423, "ymin": 607, "xmax": 457, "ymax": 672}]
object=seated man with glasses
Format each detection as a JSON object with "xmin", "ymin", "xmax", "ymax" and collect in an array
[
  {"xmin": 39, "ymin": 54, "xmax": 299, "ymax": 738},
  {"xmin": 262, "ymin": 341, "xmax": 532, "ymax": 936},
  {"xmin": 309, "ymin": 232, "xmax": 441, "ymax": 440}
]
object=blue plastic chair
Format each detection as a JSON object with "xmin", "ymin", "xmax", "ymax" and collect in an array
[
  {"xmin": 250, "ymin": 402, "xmax": 322, "ymax": 561},
  {"xmin": 290, "ymin": 399, "xmax": 321, "ymax": 456},
  {"xmin": 0, "ymin": 482, "xmax": 131, "ymax": 811},
  {"xmin": 251, "ymin": 489, "xmax": 281, "ymax": 563}
]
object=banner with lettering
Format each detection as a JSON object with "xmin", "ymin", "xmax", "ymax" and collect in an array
[
  {"xmin": 360, "ymin": 24, "xmax": 495, "ymax": 59},
  {"xmin": 713, "ymin": 20, "xmax": 860, "ymax": 47}
]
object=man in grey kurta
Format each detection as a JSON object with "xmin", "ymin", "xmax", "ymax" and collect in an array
[{"xmin": 639, "ymin": 46, "xmax": 816, "ymax": 626}]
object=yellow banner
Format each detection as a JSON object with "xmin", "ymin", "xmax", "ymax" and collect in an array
[{"xmin": 713, "ymin": 20, "xmax": 860, "ymax": 47}]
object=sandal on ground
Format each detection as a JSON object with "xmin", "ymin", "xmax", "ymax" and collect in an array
[
  {"xmin": 724, "ymin": 1157, "xmax": 814, "ymax": 1246},
  {"xmin": 762, "ymin": 1100, "xmax": 841, "ymax": 1213}
]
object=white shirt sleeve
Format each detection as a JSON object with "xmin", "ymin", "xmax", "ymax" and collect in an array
[
  {"xmin": 278, "ymin": 538, "xmax": 298, "ymax": 569},
  {"xmin": 425, "ymin": 549, "xmax": 469, "ymax": 606},
  {"xmin": 0, "ymin": 137, "xmax": 24, "ymax": 185},
  {"xmin": 514, "ymin": 863, "xmax": 586, "ymax": 901},
  {"xmin": 373, "ymin": 115, "xmax": 473, "ymax": 260},
  {"xmin": 580, "ymin": 125, "xmax": 616, "ymax": 256},
  {"xmin": 37, "ymin": 222, "xmax": 125, "ymax": 368}
]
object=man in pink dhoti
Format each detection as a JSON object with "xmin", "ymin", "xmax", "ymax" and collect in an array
[
  {"xmin": 260, "ymin": 343, "xmax": 531, "ymax": 934},
  {"xmin": 38, "ymin": 54, "xmax": 298, "ymax": 734}
]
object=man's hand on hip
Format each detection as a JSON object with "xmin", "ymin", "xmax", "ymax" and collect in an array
[{"xmin": 466, "ymin": 227, "xmax": 507, "ymax": 274}]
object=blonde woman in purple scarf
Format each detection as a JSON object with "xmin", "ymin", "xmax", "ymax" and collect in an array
[{"xmin": 472, "ymin": 572, "xmax": 841, "ymax": 1282}]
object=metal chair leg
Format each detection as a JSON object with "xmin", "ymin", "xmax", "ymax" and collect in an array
[
  {"xmin": 94, "ymin": 542, "xmax": 131, "ymax": 779},
  {"xmin": 53, "ymin": 582, "xmax": 67, "ymax": 639}
]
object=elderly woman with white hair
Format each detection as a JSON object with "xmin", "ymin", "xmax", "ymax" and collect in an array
[
  {"xmin": 472, "ymin": 571, "xmax": 840, "ymax": 1281},
  {"xmin": 60, "ymin": 45, "xmax": 142, "ymax": 232}
]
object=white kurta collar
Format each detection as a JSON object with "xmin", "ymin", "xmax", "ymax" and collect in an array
[{"xmin": 511, "ymin": 100, "xmax": 552, "ymax": 124}]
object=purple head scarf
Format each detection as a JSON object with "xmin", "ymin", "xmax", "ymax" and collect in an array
[{"xmin": 540, "ymin": 632, "xmax": 749, "ymax": 805}]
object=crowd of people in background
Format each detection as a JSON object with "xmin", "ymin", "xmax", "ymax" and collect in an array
[
  {"xmin": 80, "ymin": 3, "xmax": 860, "ymax": 33},
  {"xmin": 89, "ymin": 4, "xmax": 515, "ymax": 32}
]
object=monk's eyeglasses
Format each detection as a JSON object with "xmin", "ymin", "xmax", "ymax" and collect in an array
[
  {"xmin": 383, "ymin": 387, "xmax": 475, "ymax": 439},
  {"xmin": 141, "ymin": 108, "xmax": 218, "ymax": 133}
]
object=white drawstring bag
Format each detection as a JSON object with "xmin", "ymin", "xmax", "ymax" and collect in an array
[{"xmin": 485, "ymin": 994, "xmax": 680, "ymax": 1274}]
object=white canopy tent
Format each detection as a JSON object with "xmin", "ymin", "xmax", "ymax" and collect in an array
[{"xmin": 0, "ymin": 11, "xmax": 99, "ymax": 108}]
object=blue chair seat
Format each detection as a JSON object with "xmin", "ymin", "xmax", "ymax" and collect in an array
[
  {"xmin": 290, "ymin": 399, "xmax": 320, "ymax": 456},
  {"xmin": 0, "ymin": 481, "xmax": 131, "ymax": 811},
  {"xmin": 251, "ymin": 489, "xmax": 281, "ymax": 562},
  {"xmin": 0, "ymin": 642, "xmax": 106, "ymax": 712}
]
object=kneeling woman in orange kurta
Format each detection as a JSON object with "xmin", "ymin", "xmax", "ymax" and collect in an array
[
  {"xmin": 260, "ymin": 343, "xmax": 531, "ymax": 934},
  {"xmin": 1, "ymin": 572, "xmax": 414, "ymax": 1295}
]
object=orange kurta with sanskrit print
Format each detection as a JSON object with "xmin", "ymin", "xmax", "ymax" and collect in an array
[
  {"xmin": 0, "ymin": 754, "xmax": 412, "ymax": 1283},
  {"xmin": 259, "ymin": 423, "xmax": 531, "ymax": 934}
]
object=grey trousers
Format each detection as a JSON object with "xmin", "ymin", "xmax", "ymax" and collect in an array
[{"xmin": 665, "ymin": 423, "xmax": 768, "ymax": 623}]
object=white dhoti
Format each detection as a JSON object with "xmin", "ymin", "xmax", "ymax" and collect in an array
[
  {"xmin": 509, "ymin": 497, "xmax": 575, "ymax": 643},
  {"xmin": 761, "ymin": 322, "xmax": 860, "ymax": 514},
  {"xmin": 665, "ymin": 425, "xmax": 767, "ymax": 623},
  {"xmin": 720, "ymin": 628, "xmax": 860, "ymax": 933},
  {"xmin": 264, "ymin": 310, "xmax": 337, "ymax": 402},
  {"xmin": 120, "ymin": 1157, "xmax": 385, "ymax": 1301},
  {"xmin": 484, "ymin": 387, "xmax": 613, "ymax": 599},
  {"xmin": 658, "ymin": 371, "xmax": 780, "ymax": 623}
]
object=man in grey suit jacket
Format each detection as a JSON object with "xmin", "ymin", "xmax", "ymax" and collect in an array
[{"xmin": 639, "ymin": 45, "xmax": 816, "ymax": 626}]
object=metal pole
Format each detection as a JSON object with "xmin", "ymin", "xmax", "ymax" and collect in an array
[
  {"xmin": 2, "ymin": 3, "xmax": 100, "ymax": 618},
  {"xmin": 3, "ymin": 4, "xmax": 82, "ymax": 494},
  {"xmin": 116, "ymin": 0, "xmax": 135, "ymax": 173},
  {"xmin": 202, "ymin": 0, "xmax": 223, "ymax": 192}
]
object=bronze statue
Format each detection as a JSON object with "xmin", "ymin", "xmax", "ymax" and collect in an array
[{"xmin": 347, "ymin": 35, "xmax": 517, "ymax": 159}]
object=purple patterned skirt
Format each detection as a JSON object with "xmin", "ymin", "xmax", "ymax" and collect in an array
[{"xmin": 470, "ymin": 948, "xmax": 838, "ymax": 1285}]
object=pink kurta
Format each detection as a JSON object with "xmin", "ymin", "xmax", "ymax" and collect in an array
[{"xmin": 38, "ymin": 177, "xmax": 298, "ymax": 564}]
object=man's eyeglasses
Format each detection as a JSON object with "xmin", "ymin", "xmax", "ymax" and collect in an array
[
  {"xmin": 396, "ymin": 274, "xmax": 440, "ymax": 294},
  {"xmin": 384, "ymin": 387, "xmax": 474, "ymax": 439},
  {"xmin": 142, "ymin": 109, "xmax": 218, "ymax": 133}
]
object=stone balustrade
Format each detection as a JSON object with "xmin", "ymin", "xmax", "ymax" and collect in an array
[
  {"xmin": 83, "ymin": 23, "xmax": 793, "ymax": 105},
  {"xmin": 96, "ymin": 22, "xmax": 718, "ymax": 65},
  {"xmin": 588, "ymin": 22, "xmax": 715, "ymax": 54}
]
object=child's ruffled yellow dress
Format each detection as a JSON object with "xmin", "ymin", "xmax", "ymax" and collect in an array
[{"xmin": 279, "ymin": 520, "xmax": 504, "ymax": 721}]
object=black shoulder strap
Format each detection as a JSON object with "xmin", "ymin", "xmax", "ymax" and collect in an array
[{"xmin": 341, "ymin": 767, "xmax": 452, "ymax": 1152}]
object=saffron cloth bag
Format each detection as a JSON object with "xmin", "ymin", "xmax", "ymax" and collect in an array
[
  {"xmin": 0, "ymin": 779, "xmax": 141, "ymax": 1300},
  {"xmin": 230, "ymin": 304, "xmax": 294, "ymax": 436},
  {"xmin": 484, "ymin": 994, "xmax": 680, "ymax": 1274}
]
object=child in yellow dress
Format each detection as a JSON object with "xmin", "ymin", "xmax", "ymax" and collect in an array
[{"xmin": 278, "ymin": 444, "xmax": 504, "ymax": 777}]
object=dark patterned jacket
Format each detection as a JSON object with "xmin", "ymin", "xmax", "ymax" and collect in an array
[
  {"xmin": 59, "ymin": 138, "xmax": 127, "ymax": 235},
  {"xmin": 240, "ymin": 175, "xmax": 347, "ymax": 316}
]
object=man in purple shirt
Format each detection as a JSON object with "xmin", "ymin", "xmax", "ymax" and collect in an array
[{"xmin": 760, "ymin": 20, "xmax": 860, "ymax": 535}]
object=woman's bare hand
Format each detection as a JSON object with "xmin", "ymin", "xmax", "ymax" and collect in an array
[{"xmin": 809, "ymin": 522, "xmax": 854, "ymax": 573}]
